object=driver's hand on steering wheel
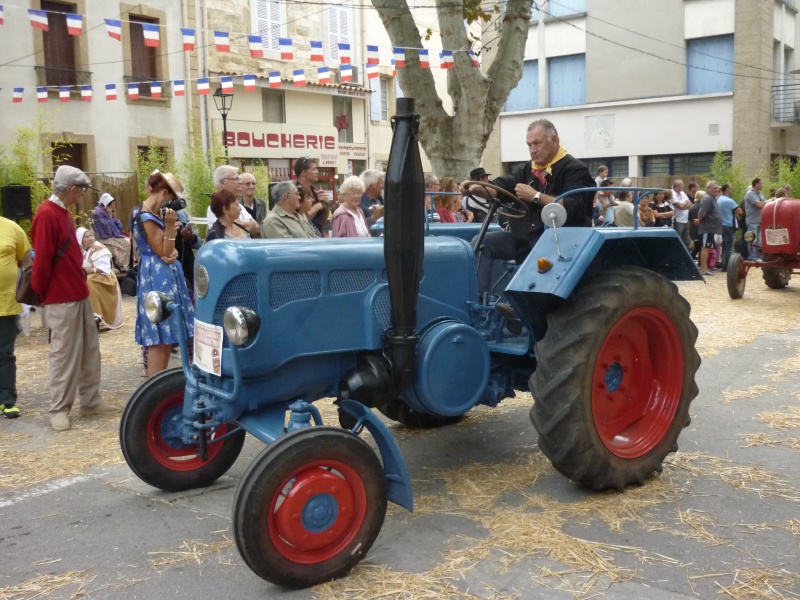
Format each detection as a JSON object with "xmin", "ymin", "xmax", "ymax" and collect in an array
[
  {"xmin": 514, "ymin": 183, "xmax": 537, "ymax": 202},
  {"xmin": 458, "ymin": 180, "xmax": 474, "ymax": 195}
]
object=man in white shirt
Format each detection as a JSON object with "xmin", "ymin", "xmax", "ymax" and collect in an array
[
  {"xmin": 206, "ymin": 165, "xmax": 261, "ymax": 237},
  {"xmin": 670, "ymin": 179, "xmax": 692, "ymax": 250}
]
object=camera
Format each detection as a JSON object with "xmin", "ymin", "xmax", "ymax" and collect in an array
[{"xmin": 164, "ymin": 197, "xmax": 187, "ymax": 212}]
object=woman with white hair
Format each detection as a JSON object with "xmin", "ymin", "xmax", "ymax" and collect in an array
[
  {"xmin": 91, "ymin": 192, "xmax": 131, "ymax": 271},
  {"xmin": 331, "ymin": 176, "xmax": 370, "ymax": 238},
  {"xmin": 76, "ymin": 227, "xmax": 123, "ymax": 329}
]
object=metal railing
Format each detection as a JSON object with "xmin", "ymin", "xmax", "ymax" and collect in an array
[
  {"xmin": 35, "ymin": 66, "xmax": 92, "ymax": 87},
  {"xmin": 122, "ymin": 76, "xmax": 172, "ymax": 98},
  {"xmin": 772, "ymin": 82, "xmax": 800, "ymax": 122}
]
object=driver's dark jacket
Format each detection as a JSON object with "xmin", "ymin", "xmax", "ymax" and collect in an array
[{"xmin": 492, "ymin": 154, "xmax": 595, "ymax": 258}]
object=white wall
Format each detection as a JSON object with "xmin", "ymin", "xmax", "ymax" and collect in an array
[{"xmin": 684, "ymin": 0, "xmax": 735, "ymax": 39}]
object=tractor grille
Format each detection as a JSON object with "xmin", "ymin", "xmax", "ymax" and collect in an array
[
  {"xmin": 330, "ymin": 269, "xmax": 375, "ymax": 295},
  {"xmin": 213, "ymin": 274, "xmax": 259, "ymax": 348},
  {"xmin": 270, "ymin": 271, "xmax": 321, "ymax": 309},
  {"xmin": 373, "ymin": 287, "xmax": 391, "ymax": 329}
]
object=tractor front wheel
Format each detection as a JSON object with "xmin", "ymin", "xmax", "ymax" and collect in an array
[
  {"xmin": 727, "ymin": 254, "xmax": 747, "ymax": 299},
  {"xmin": 529, "ymin": 267, "xmax": 700, "ymax": 491}
]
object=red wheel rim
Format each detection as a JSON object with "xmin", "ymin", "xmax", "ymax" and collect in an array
[
  {"xmin": 591, "ymin": 307, "xmax": 683, "ymax": 459},
  {"xmin": 145, "ymin": 392, "xmax": 229, "ymax": 471},
  {"xmin": 267, "ymin": 459, "xmax": 368, "ymax": 564}
]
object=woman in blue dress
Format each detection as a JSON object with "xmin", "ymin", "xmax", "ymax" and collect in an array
[{"xmin": 132, "ymin": 170, "xmax": 195, "ymax": 377}]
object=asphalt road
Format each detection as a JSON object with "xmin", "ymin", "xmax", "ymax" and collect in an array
[{"xmin": 2, "ymin": 276, "xmax": 800, "ymax": 599}]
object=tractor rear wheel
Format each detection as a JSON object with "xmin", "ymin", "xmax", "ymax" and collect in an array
[
  {"xmin": 529, "ymin": 267, "xmax": 700, "ymax": 491},
  {"xmin": 763, "ymin": 265, "xmax": 791, "ymax": 289},
  {"xmin": 727, "ymin": 254, "xmax": 747, "ymax": 299}
]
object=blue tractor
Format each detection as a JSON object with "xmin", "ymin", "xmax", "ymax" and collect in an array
[{"xmin": 120, "ymin": 98, "xmax": 702, "ymax": 589}]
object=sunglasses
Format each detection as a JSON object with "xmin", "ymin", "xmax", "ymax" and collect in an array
[{"xmin": 297, "ymin": 156, "xmax": 315, "ymax": 172}]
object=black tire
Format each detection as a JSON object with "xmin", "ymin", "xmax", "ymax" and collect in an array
[
  {"xmin": 727, "ymin": 254, "xmax": 746, "ymax": 299},
  {"xmin": 233, "ymin": 427, "xmax": 387, "ymax": 588},
  {"xmin": 529, "ymin": 267, "xmax": 700, "ymax": 491},
  {"xmin": 763, "ymin": 265, "xmax": 791, "ymax": 289},
  {"xmin": 120, "ymin": 368, "xmax": 246, "ymax": 492},
  {"xmin": 378, "ymin": 398, "xmax": 464, "ymax": 428}
]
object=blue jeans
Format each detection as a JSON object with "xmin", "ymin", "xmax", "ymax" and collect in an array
[
  {"xmin": 722, "ymin": 226, "xmax": 736, "ymax": 267},
  {"xmin": 0, "ymin": 315, "xmax": 19, "ymax": 406}
]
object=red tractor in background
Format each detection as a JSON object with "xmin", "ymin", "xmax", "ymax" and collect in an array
[{"xmin": 728, "ymin": 198, "xmax": 800, "ymax": 298}]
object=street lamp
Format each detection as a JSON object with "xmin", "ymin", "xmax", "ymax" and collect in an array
[{"xmin": 213, "ymin": 85, "xmax": 234, "ymax": 157}]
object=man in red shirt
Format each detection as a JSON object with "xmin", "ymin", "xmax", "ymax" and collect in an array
[{"xmin": 30, "ymin": 166, "xmax": 118, "ymax": 431}]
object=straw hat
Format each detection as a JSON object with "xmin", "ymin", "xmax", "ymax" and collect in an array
[{"xmin": 151, "ymin": 169, "xmax": 184, "ymax": 197}]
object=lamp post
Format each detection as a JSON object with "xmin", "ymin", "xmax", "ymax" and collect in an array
[{"xmin": 213, "ymin": 85, "xmax": 234, "ymax": 158}]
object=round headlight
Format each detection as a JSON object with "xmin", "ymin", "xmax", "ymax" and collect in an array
[
  {"xmin": 223, "ymin": 307, "xmax": 260, "ymax": 346},
  {"xmin": 144, "ymin": 291, "xmax": 170, "ymax": 323},
  {"xmin": 743, "ymin": 231, "xmax": 756, "ymax": 243},
  {"xmin": 195, "ymin": 265, "xmax": 209, "ymax": 299}
]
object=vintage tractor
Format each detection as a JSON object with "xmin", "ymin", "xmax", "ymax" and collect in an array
[
  {"xmin": 120, "ymin": 98, "xmax": 702, "ymax": 589},
  {"xmin": 727, "ymin": 198, "xmax": 800, "ymax": 299}
]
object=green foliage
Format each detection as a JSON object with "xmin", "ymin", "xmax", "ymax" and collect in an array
[
  {"xmin": 135, "ymin": 142, "xmax": 171, "ymax": 200},
  {"xmin": 177, "ymin": 137, "xmax": 216, "ymax": 218},
  {"xmin": 710, "ymin": 151, "xmax": 747, "ymax": 203},
  {"xmin": 247, "ymin": 161, "xmax": 271, "ymax": 202},
  {"xmin": 769, "ymin": 157, "xmax": 800, "ymax": 197}
]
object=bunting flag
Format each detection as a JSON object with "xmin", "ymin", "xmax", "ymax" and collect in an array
[
  {"xmin": 340, "ymin": 64, "xmax": 353, "ymax": 82},
  {"xmin": 37, "ymin": 87, "xmax": 47, "ymax": 103},
  {"xmin": 310, "ymin": 40, "xmax": 323, "ymax": 62},
  {"xmin": 81, "ymin": 85, "xmax": 92, "ymax": 101},
  {"xmin": 181, "ymin": 28, "xmax": 195, "ymax": 51},
  {"xmin": 66, "ymin": 13, "xmax": 82, "ymax": 36},
  {"xmin": 366, "ymin": 63, "xmax": 379, "ymax": 80},
  {"xmin": 105, "ymin": 84, "xmax": 117, "ymax": 100},
  {"xmin": 197, "ymin": 77, "xmax": 210, "ymax": 95},
  {"xmin": 468, "ymin": 49, "xmax": 479, "ymax": 67},
  {"xmin": 128, "ymin": 83, "xmax": 139, "ymax": 100},
  {"xmin": 243, "ymin": 74, "xmax": 256, "ymax": 91},
  {"xmin": 59, "ymin": 87, "xmax": 70, "ymax": 102},
  {"xmin": 268, "ymin": 71, "xmax": 281, "ymax": 88},
  {"xmin": 393, "ymin": 47, "xmax": 405, "ymax": 68},
  {"xmin": 28, "ymin": 9, "xmax": 48, "ymax": 31},
  {"xmin": 293, "ymin": 69, "xmax": 306, "ymax": 87},
  {"xmin": 142, "ymin": 23, "xmax": 159, "ymax": 47},
  {"xmin": 279, "ymin": 38, "xmax": 293, "ymax": 60},
  {"xmin": 220, "ymin": 76, "xmax": 233, "ymax": 93},
  {"xmin": 317, "ymin": 66, "xmax": 330, "ymax": 84},
  {"xmin": 366, "ymin": 45, "xmax": 379, "ymax": 65},
  {"xmin": 391, "ymin": 58, "xmax": 396, "ymax": 77},
  {"xmin": 214, "ymin": 31, "xmax": 230, "ymax": 52},
  {"xmin": 338, "ymin": 43, "xmax": 351, "ymax": 64},
  {"xmin": 13, "ymin": 88, "xmax": 23, "ymax": 103},
  {"xmin": 173, "ymin": 80, "xmax": 185, "ymax": 96},
  {"xmin": 105, "ymin": 18, "xmax": 121, "ymax": 41},
  {"xmin": 440, "ymin": 50, "xmax": 454, "ymax": 69},
  {"xmin": 151, "ymin": 81, "xmax": 162, "ymax": 98},
  {"xmin": 248, "ymin": 35, "xmax": 263, "ymax": 58},
  {"xmin": 418, "ymin": 48, "xmax": 429, "ymax": 68},
  {"xmin": 0, "ymin": 6, "xmax": 4, "ymax": 25}
]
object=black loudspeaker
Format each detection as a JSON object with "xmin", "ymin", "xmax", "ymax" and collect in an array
[{"xmin": 2, "ymin": 185, "xmax": 32, "ymax": 220}]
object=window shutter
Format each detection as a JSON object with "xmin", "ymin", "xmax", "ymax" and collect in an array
[
  {"xmin": 380, "ymin": 78, "xmax": 389, "ymax": 120},
  {"xmin": 328, "ymin": 5, "xmax": 350, "ymax": 62},
  {"xmin": 257, "ymin": 0, "xmax": 282, "ymax": 51},
  {"xmin": 505, "ymin": 60, "xmax": 538, "ymax": 111},
  {"xmin": 370, "ymin": 76, "xmax": 381, "ymax": 121}
]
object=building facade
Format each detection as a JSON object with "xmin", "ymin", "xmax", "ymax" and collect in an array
[{"xmin": 484, "ymin": 0, "xmax": 800, "ymax": 182}]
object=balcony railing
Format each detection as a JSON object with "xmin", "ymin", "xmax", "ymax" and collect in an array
[
  {"xmin": 772, "ymin": 83, "xmax": 800, "ymax": 122},
  {"xmin": 35, "ymin": 66, "xmax": 92, "ymax": 87},
  {"xmin": 122, "ymin": 76, "xmax": 171, "ymax": 98}
]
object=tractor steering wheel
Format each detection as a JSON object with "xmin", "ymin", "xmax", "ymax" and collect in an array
[{"xmin": 465, "ymin": 181, "xmax": 529, "ymax": 220}]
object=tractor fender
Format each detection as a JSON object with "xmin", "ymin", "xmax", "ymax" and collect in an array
[
  {"xmin": 505, "ymin": 227, "xmax": 702, "ymax": 341},
  {"xmin": 339, "ymin": 399, "xmax": 413, "ymax": 512}
]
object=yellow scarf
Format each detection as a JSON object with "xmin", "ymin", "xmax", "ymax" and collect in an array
[{"xmin": 532, "ymin": 145, "xmax": 569, "ymax": 175}]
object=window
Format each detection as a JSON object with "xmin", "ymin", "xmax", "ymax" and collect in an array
[
  {"xmin": 548, "ymin": 54, "xmax": 585, "ymax": 107},
  {"xmin": 261, "ymin": 89, "xmax": 285, "ymax": 123},
  {"xmin": 252, "ymin": 0, "xmax": 285, "ymax": 52},
  {"xmin": 333, "ymin": 96, "xmax": 353, "ymax": 143},
  {"xmin": 686, "ymin": 35, "xmax": 734, "ymax": 95},
  {"xmin": 579, "ymin": 157, "xmax": 629, "ymax": 179},
  {"xmin": 41, "ymin": 1, "xmax": 77, "ymax": 86},
  {"xmin": 643, "ymin": 153, "xmax": 721, "ymax": 176},
  {"xmin": 505, "ymin": 60, "xmax": 539, "ymax": 111},
  {"xmin": 548, "ymin": 0, "xmax": 586, "ymax": 18},
  {"xmin": 52, "ymin": 143, "xmax": 85, "ymax": 171},
  {"xmin": 328, "ymin": 5, "xmax": 352, "ymax": 63},
  {"xmin": 129, "ymin": 16, "xmax": 159, "ymax": 97},
  {"xmin": 370, "ymin": 77, "xmax": 389, "ymax": 121}
]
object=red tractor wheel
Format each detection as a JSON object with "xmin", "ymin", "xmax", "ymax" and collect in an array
[
  {"xmin": 529, "ymin": 267, "xmax": 700, "ymax": 491},
  {"xmin": 233, "ymin": 427, "xmax": 387, "ymax": 588},
  {"xmin": 727, "ymin": 254, "xmax": 747, "ymax": 299}
]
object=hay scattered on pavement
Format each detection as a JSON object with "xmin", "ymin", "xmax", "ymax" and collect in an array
[
  {"xmin": 740, "ymin": 433, "xmax": 800, "ymax": 450},
  {"xmin": 715, "ymin": 566, "xmax": 800, "ymax": 600},
  {"xmin": 148, "ymin": 535, "xmax": 233, "ymax": 569},
  {"xmin": 0, "ymin": 569, "xmax": 96, "ymax": 600},
  {"xmin": 758, "ymin": 406, "xmax": 800, "ymax": 430},
  {"xmin": 763, "ymin": 349, "xmax": 800, "ymax": 382},
  {"xmin": 721, "ymin": 385, "xmax": 778, "ymax": 404},
  {"xmin": 673, "ymin": 509, "xmax": 731, "ymax": 546}
]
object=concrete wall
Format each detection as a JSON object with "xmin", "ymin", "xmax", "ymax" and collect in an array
[{"xmin": 684, "ymin": 0, "xmax": 735, "ymax": 39}]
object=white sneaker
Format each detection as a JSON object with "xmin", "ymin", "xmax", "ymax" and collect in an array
[{"xmin": 51, "ymin": 412, "xmax": 71, "ymax": 431}]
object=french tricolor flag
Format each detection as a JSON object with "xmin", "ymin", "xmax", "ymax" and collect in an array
[
  {"xmin": 181, "ymin": 28, "xmax": 195, "ymax": 51},
  {"xmin": 338, "ymin": 43, "xmax": 351, "ymax": 64},
  {"xmin": 151, "ymin": 81, "xmax": 162, "ymax": 98},
  {"xmin": 173, "ymin": 80, "xmax": 185, "ymax": 96},
  {"xmin": 66, "ymin": 14, "xmax": 82, "ymax": 36},
  {"xmin": 220, "ymin": 76, "xmax": 233, "ymax": 93},
  {"xmin": 293, "ymin": 69, "xmax": 306, "ymax": 87},
  {"xmin": 59, "ymin": 87, "xmax": 70, "ymax": 102},
  {"xmin": 214, "ymin": 31, "xmax": 230, "ymax": 52},
  {"xmin": 418, "ymin": 49, "xmax": 429, "ymax": 68},
  {"xmin": 248, "ymin": 35, "xmax": 263, "ymax": 58},
  {"xmin": 310, "ymin": 41, "xmax": 323, "ymax": 63},
  {"xmin": 197, "ymin": 78, "xmax": 210, "ymax": 95},
  {"xmin": 128, "ymin": 83, "xmax": 139, "ymax": 100},
  {"xmin": 243, "ymin": 74, "xmax": 256, "ymax": 91},
  {"xmin": 142, "ymin": 23, "xmax": 159, "ymax": 47},
  {"xmin": 317, "ymin": 66, "xmax": 330, "ymax": 85},
  {"xmin": 28, "ymin": 9, "xmax": 48, "ymax": 31},
  {"xmin": 340, "ymin": 64, "xmax": 353, "ymax": 82},
  {"xmin": 468, "ymin": 50, "xmax": 479, "ymax": 67},
  {"xmin": 0, "ymin": 6, "xmax": 4, "ymax": 26},
  {"xmin": 81, "ymin": 85, "xmax": 92, "ymax": 101},
  {"xmin": 440, "ymin": 50, "xmax": 454, "ymax": 69},
  {"xmin": 13, "ymin": 88, "xmax": 23, "ymax": 103},
  {"xmin": 105, "ymin": 19, "xmax": 121, "ymax": 41},
  {"xmin": 366, "ymin": 63, "xmax": 378, "ymax": 80},
  {"xmin": 279, "ymin": 38, "xmax": 293, "ymax": 60},
  {"xmin": 391, "ymin": 58, "xmax": 396, "ymax": 77},
  {"xmin": 268, "ymin": 71, "xmax": 281, "ymax": 88},
  {"xmin": 393, "ymin": 47, "xmax": 405, "ymax": 68},
  {"xmin": 37, "ymin": 87, "xmax": 47, "ymax": 103},
  {"xmin": 366, "ymin": 45, "xmax": 379, "ymax": 65},
  {"xmin": 105, "ymin": 84, "xmax": 117, "ymax": 101}
]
